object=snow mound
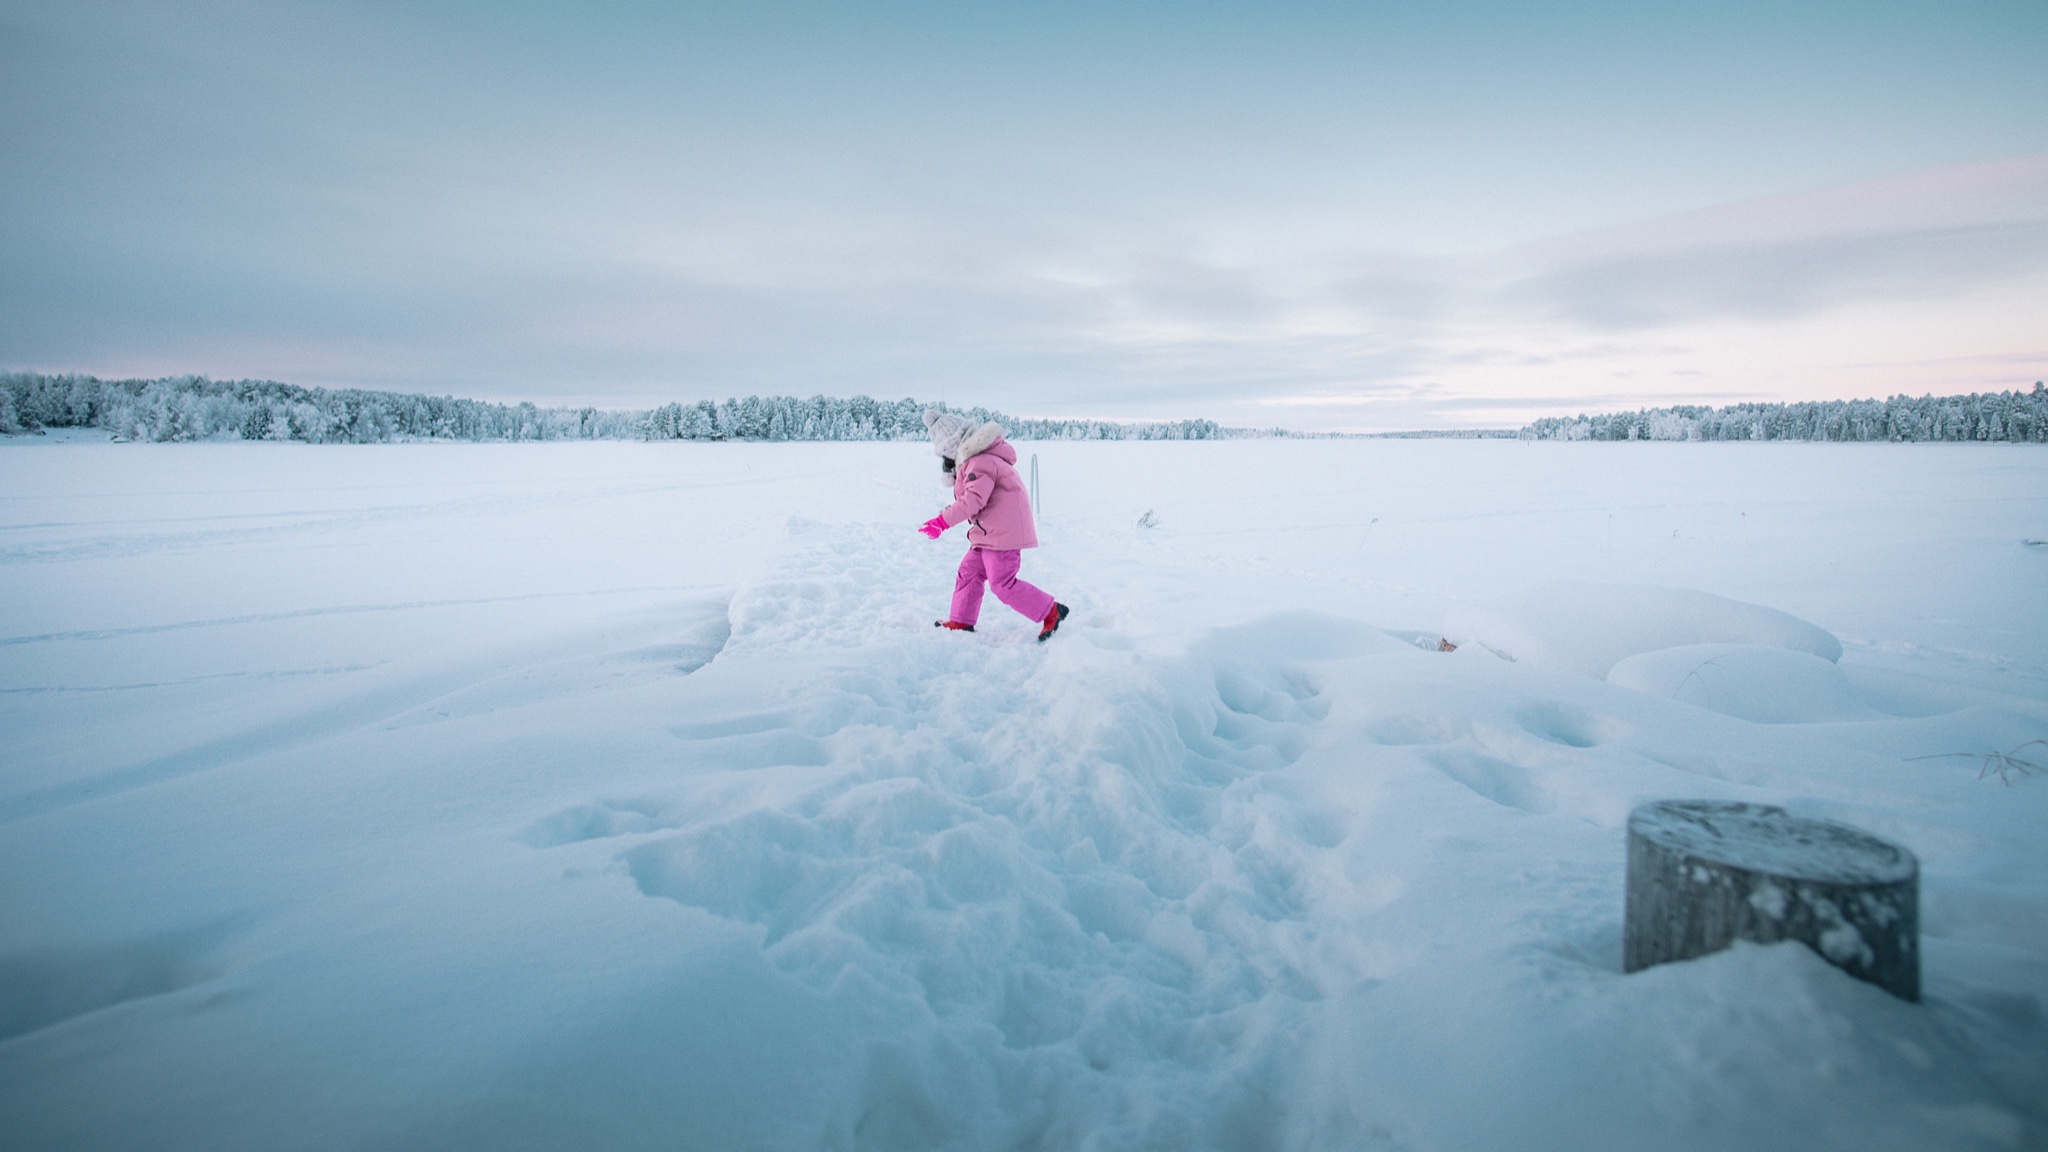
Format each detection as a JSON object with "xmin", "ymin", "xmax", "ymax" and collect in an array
[
  {"xmin": 1443, "ymin": 582, "xmax": 1841, "ymax": 679},
  {"xmin": 1607, "ymin": 643, "xmax": 1878, "ymax": 724}
]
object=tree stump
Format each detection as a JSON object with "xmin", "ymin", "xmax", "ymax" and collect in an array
[{"xmin": 1624, "ymin": 800, "xmax": 1920, "ymax": 1001}]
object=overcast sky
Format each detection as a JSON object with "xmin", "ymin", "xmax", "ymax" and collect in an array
[{"xmin": 3, "ymin": 0, "xmax": 2045, "ymax": 430}]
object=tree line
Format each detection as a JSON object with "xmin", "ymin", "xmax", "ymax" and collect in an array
[
  {"xmin": 642, "ymin": 396, "xmax": 1236, "ymax": 442},
  {"xmin": 0, "ymin": 373, "xmax": 1248, "ymax": 443},
  {"xmin": 1519, "ymin": 384, "xmax": 2048, "ymax": 443},
  {"xmin": 15, "ymin": 370, "xmax": 2038, "ymax": 445}
]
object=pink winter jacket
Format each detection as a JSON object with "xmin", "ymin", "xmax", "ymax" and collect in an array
[{"xmin": 941, "ymin": 433, "xmax": 1037, "ymax": 550}]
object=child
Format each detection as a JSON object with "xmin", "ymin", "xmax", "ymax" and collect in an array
[{"xmin": 919, "ymin": 409, "xmax": 1069, "ymax": 641}]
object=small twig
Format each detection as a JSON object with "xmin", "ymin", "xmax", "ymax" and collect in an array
[
  {"xmin": 1907, "ymin": 739, "xmax": 2048, "ymax": 787},
  {"xmin": 1676, "ymin": 654, "xmax": 1734, "ymax": 702}
]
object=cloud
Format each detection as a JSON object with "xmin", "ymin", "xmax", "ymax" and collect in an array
[
  {"xmin": 1535, "ymin": 154, "xmax": 2048, "ymax": 255},
  {"xmin": 1123, "ymin": 157, "xmax": 2048, "ymax": 427},
  {"xmin": 1501, "ymin": 219, "xmax": 2048, "ymax": 329},
  {"xmin": 1495, "ymin": 155, "xmax": 2048, "ymax": 329}
]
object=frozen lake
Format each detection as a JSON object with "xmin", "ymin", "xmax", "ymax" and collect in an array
[{"xmin": 3, "ymin": 437, "xmax": 2046, "ymax": 1150}]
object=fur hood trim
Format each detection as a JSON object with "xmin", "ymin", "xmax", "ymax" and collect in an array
[{"xmin": 955, "ymin": 421, "xmax": 1005, "ymax": 462}]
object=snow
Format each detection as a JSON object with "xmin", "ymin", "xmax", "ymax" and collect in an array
[
  {"xmin": 1443, "ymin": 581, "xmax": 1844, "ymax": 678},
  {"xmin": 1608, "ymin": 644, "xmax": 1876, "ymax": 724},
  {"xmin": 2, "ymin": 438, "xmax": 2045, "ymax": 1150},
  {"xmin": 1629, "ymin": 801, "xmax": 1918, "ymax": 885}
]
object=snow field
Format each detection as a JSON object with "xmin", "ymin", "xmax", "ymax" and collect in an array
[{"xmin": 1, "ymin": 438, "xmax": 2046, "ymax": 1150}]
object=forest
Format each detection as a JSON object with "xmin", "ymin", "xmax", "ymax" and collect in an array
[
  {"xmin": 6, "ymin": 371, "xmax": 2045, "ymax": 444},
  {"xmin": 1519, "ymin": 384, "xmax": 2048, "ymax": 442},
  {"xmin": 0, "ymin": 373, "xmax": 1237, "ymax": 444}
]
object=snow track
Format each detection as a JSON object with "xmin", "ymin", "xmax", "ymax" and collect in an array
[{"xmin": 524, "ymin": 522, "xmax": 1370, "ymax": 1146}]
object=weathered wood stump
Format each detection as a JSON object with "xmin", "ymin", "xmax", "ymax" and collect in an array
[{"xmin": 1624, "ymin": 800, "xmax": 1920, "ymax": 1001}]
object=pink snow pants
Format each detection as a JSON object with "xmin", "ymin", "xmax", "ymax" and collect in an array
[{"xmin": 950, "ymin": 547, "xmax": 1055, "ymax": 627}]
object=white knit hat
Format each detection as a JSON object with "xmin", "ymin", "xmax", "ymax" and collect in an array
[{"xmin": 924, "ymin": 408, "xmax": 973, "ymax": 457}]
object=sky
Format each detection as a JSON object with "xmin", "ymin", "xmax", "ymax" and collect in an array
[{"xmin": 3, "ymin": 0, "xmax": 2045, "ymax": 431}]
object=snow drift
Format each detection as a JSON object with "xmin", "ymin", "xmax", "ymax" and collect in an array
[
  {"xmin": 1442, "ymin": 581, "xmax": 1844, "ymax": 679},
  {"xmin": 1607, "ymin": 643, "xmax": 1878, "ymax": 724}
]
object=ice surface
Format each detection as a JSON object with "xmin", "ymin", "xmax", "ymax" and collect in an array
[
  {"xmin": 1, "ymin": 438, "xmax": 2045, "ymax": 1151},
  {"xmin": 1443, "ymin": 581, "xmax": 1843, "ymax": 678},
  {"xmin": 1608, "ymin": 643, "xmax": 1877, "ymax": 723}
]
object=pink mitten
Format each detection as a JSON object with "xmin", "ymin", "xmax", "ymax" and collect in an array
[{"xmin": 918, "ymin": 515, "xmax": 949, "ymax": 539}]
